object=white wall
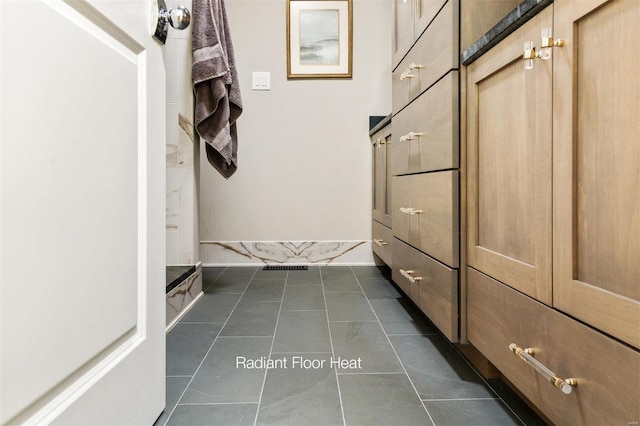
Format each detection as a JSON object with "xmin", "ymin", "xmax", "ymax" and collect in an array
[{"xmin": 199, "ymin": 0, "xmax": 392, "ymax": 265}]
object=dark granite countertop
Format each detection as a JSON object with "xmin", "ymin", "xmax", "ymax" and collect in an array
[
  {"xmin": 369, "ymin": 114, "xmax": 391, "ymax": 136},
  {"xmin": 461, "ymin": 0, "xmax": 553, "ymax": 66}
]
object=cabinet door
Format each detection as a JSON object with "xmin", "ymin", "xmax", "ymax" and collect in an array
[
  {"xmin": 392, "ymin": 0, "xmax": 414, "ymax": 67},
  {"xmin": 466, "ymin": 8, "xmax": 553, "ymax": 303},
  {"xmin": 373, "ymin": 127, "xmax": 393, "ymax": 227},
  {"xmin": 553, "ymin": 0, "xmax": 640, "ymax": 349},
  {"xmin": 414, "ymin": 0, "xmax": 447, "ymax": 40}
]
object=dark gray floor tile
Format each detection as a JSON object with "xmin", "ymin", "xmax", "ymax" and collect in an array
[
  {"xmin": 223, "ymin": 266, "xmax": 259, "ymax": 274},
  {"xmin": 423, "ymin": 399, "xmax": 522, "ymax": 426},
  {"xmin": 166, "ymin": 322, "xmax": 224, "ymax": 376},
  {"xmin": 281, "ymin": 286, "xmax": 325, "ymax": 311},
  {"xmin": 390, "ymin": 335, "xmax": 494, "ymax": 400},
  {"xmin": 358, "ymin": 278, "xmax": 402, "ymax": 300},
  {"xmin": 487, "ymin": 379, "xmax": 546, "ymax": 425},
  {"xmin": 287, "ymin": 266, "xmax": 321, "ymax": 286},
  {"xmin": 330, "ymin": 321, "xmax": 403, "ymax": 374},
  {"xmin": 253, "ymin": 269, "xmax": 288, "ymax": 280},
  {"xmin": 339, "ymin": 374, "xmax": 432, "ymax": 426},
  {"xmin": 181, "ymin": 337, "xmax": 272, "ymax": 403},
  {"xmin": 154, "ymin": 376, "xmax": 191, "ymax": 426},
  {"xmin": 181, "ymin": 293, "xmax": 242, "ymax": 323},
  {"xmin": 272, "ymin": 311, "xmax": 331, "ymax": 353},
  {"xmin": 320, "ymin": 266, "xmax": 354, "ymax": 279},
  {"xmin": 321, "ymin": 266, "xmax": 361, "ymax": 292},
  {"xmin": 204, "ymin": 271, "xmax": 250, "ymax": 294},
  {"xmin": 370, "ymin": 299, "xmax": 438, "ymax": 335},
  {"xmin": 256, "ymin": 354, "xmax": 342, "ymax": 425},
  {"xmin": 350, "ymin": 265, "xmax": 391, "ymax": 280},
  {"xmin": 241, "ymin": 279, "xmax": 285, "ymax": 302},
  {"xmin": 325, "ymin": 292, "xmax": 376, "ymax": 322},
  {"xmin": 202, "ymin": 266, "xmax": 225, "ymax": 285},
  {"xmin": 166, "ymin": 404, "xmax": 258, "ymax": 426},
  {"xmin": 219, "ymin": 301, "xmax": 280, "ymax": 337}
]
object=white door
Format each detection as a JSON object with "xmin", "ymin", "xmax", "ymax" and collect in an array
[{"xmin": 0, "ymin": 0, "xmax": 165, "ymax": 424}]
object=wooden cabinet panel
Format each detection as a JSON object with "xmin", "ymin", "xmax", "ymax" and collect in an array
[
  {"xmin": 467, "ymin": 267, "xmax": 640, "ymax": 425},
  {"xmin": 392, "ymin": 1, "xmax": 458, "ymax": 114},
  {"xmin": 392, "ymin": 72, "xmax": 459, "ymax": 175},
  {"xmin": 372, "ymin": 221, "xmax": 393, "ymax": 266},
  {"xmin": 415, "ymin": 0, "xmax": 447, "ymax": 41},
  {"xmin": 392, "ymin": 0, "xmax": 415, "ymax": 67},
  {"xmin": 393, "ymin": 172, "xmax": 459, "ymax": 267},
  {"xmin": 393, "ymin": 238, "xmax": 458, "ymax": 342},
  {"xmin": 466, "ymin": 8, "xmax": 552, "ymax": 304},
  {"xmin": 553, "ymin": 0, "xmax": 640, "ymax": 348},
  {"xmin": 372, "ymin": 125, "xmax": 393, "ymax": 227},
  {"xmin": 553, "ymin": 0, "xmax": 640, "ymax": 349}
]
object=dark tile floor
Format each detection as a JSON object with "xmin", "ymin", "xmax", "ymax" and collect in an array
[{"xmin": 155, "ymin": 266, "xmax": 545, "ymax": 426}]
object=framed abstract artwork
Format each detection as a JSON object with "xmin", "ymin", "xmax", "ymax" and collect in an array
[{"xmin": 287, "ymin": 0, "xmax": 353, "ymax": 79}]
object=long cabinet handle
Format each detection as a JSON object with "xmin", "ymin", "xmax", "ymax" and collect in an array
[
  {"xmin": 509, "ymin": 344, "xmax": 577, "ymax": 394},
  {"xmin": 373, "ymin": 239, "xmax": 388, "ymax": 247},
  {"xmin": 399, "ymin": 131, "xmax": 424, "ymax": 142},
  {"xmin": 400, "ymin": 269, "xmax": 422, "ymax": 283},
  {"xmin": 399, "ymin": 207, "xmax": 423, "ymax": 215},
  {"xmin": 399, "ymin": 63, "xmax": 423, "ymax": 80}
]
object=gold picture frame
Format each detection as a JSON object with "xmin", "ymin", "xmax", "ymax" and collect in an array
[{"xmin": 287, "ymin": 0, "xmax": 353, "ymax": 79}]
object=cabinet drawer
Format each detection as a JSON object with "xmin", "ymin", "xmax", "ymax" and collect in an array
[
  {"xmin": 392, "ymin": 0, "xmax": 458, "ymax": 113},
  {"xmin": 372, "ymin": 220, "xmax": 392, "ymax": 267},
  {"xmin": 392, "ymin": 171, "xmax": 459, "ymax": 267},
  {"xmin": 392, "ymin": 72, "xmax": 459, "ymax": 175},
  {"xmin": 393, "ymin": 238, "xmax": 458, "ymax": 342},
  {"xmin": 467, "ymin": 268, "xmax": 640, "ymax": 425}
]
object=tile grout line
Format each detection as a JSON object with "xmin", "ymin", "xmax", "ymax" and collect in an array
[
  {"xmin": 421, "ymin": 398, "xmax": 500, "ymax": 402},
  {"xmin": 163, "ymin": 267, "xmax": 258, "ymax": 426},
  {"xmin": 252, "ymin": 270, "xmax": 288, "ymax": 426},
  {"xmin": 320, "ymin": 266, "xmax": 347, "ymax": 426},
  {"xmin": 202, "ymin": 266, "xmax": 229, "ymax": 292},
  {"xmin": 444, "ymin": 340, "xmax": 528, "ymax": 426},
  {"xmin": 349, "ymin": 266, "xmax": 437, "ymax": 426}
]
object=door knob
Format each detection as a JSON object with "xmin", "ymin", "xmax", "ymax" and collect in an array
[{"xmin": 153, "ymin": 0, "xmax": 191, "ymax": 44}]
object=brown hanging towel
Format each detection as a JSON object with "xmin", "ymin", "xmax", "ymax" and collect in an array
[{"xmin": 192, "ymin": 0, "xmax": 243, "ymax": 179}]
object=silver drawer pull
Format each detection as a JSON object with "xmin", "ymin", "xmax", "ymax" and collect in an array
[
  {"xmin": 373, "ymin": 239, "xmax": 388, "ymax": 247},
  {"xmin": 399, "ymin": 207, "xmax": 423, "ymax": 215},
  {"xmin": 400, "ymin": 269, "xmax": 422, "ymax": 283},
  {"xmin": 399, "ymin": 131, "xmax": 423, "ymax": 142},
  {"xmin": 509, "ymin": 344, "xmax": 577, "ymax": 395},
  {"xmin": 399, "ymin": 63, "xmax": 423, "ymax": 80}
]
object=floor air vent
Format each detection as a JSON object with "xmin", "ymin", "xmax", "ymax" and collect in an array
[{"xmin": 263, "ymin": 265, "xmax": 308, "ymax": 271}]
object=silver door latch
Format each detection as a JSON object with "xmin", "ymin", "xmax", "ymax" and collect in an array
[{"xmin": 154, "ymin": 0, "xmax": 190, "ymax": 44}]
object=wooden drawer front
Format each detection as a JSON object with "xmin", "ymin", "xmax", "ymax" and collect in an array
[
  {"xmin": 393, "ymin": 238, "xmax": 458, "ymax": 342},
  {"xmin": 392, "ymin": 0, "xmax": 458, "ymax": 113},
  {"xmin": 467, "ymin": 268, "xmax": 640, "ymax": 425},
  {"xmin": 392, "ymin": 72, "xmax": 459, "ymax": 175},
  {"xmin": 392, "ymin": 171, "xmax": 459, "ymax": 268},
  {"xmin": 372, "ymin": 220, "xmax": 392, "ymax": 267}
]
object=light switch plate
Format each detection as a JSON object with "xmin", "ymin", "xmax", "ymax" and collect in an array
[{"xmin": 252, "ymin": 72, "xmax": 270, "ymax": 90}]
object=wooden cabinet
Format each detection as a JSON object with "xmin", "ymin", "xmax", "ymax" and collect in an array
[
  {"xmin": 371, "ymin": 122, "xmax": 393, "ymax": 266},
  {"xmin": 466, "ymin": 7, "xmax": 553, "ymax": 304},
  {"xmin": 392, "ymin": 0, "xmax": 447, "ymax": 68},
  {"xmin": 464, "ymin": 0, "xmax": 639, "ymax": 421},
  {"xmin": 552, "ymin": 0, "xmax": 640, "ymax": 349},
  {"xmin": 388, "ymin": 0, "xmax": 520, "ymax": 343},
  {"xmin": 392, "ymin": 0, "xmax": 458, "ymax": 113},
  {"xmin": 392, "ymin": 72, "xmax": 459, "ymax": 175},
  {"xmin": 467, "ymin": 268, "xmax": 639, "ymax": 425}
]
